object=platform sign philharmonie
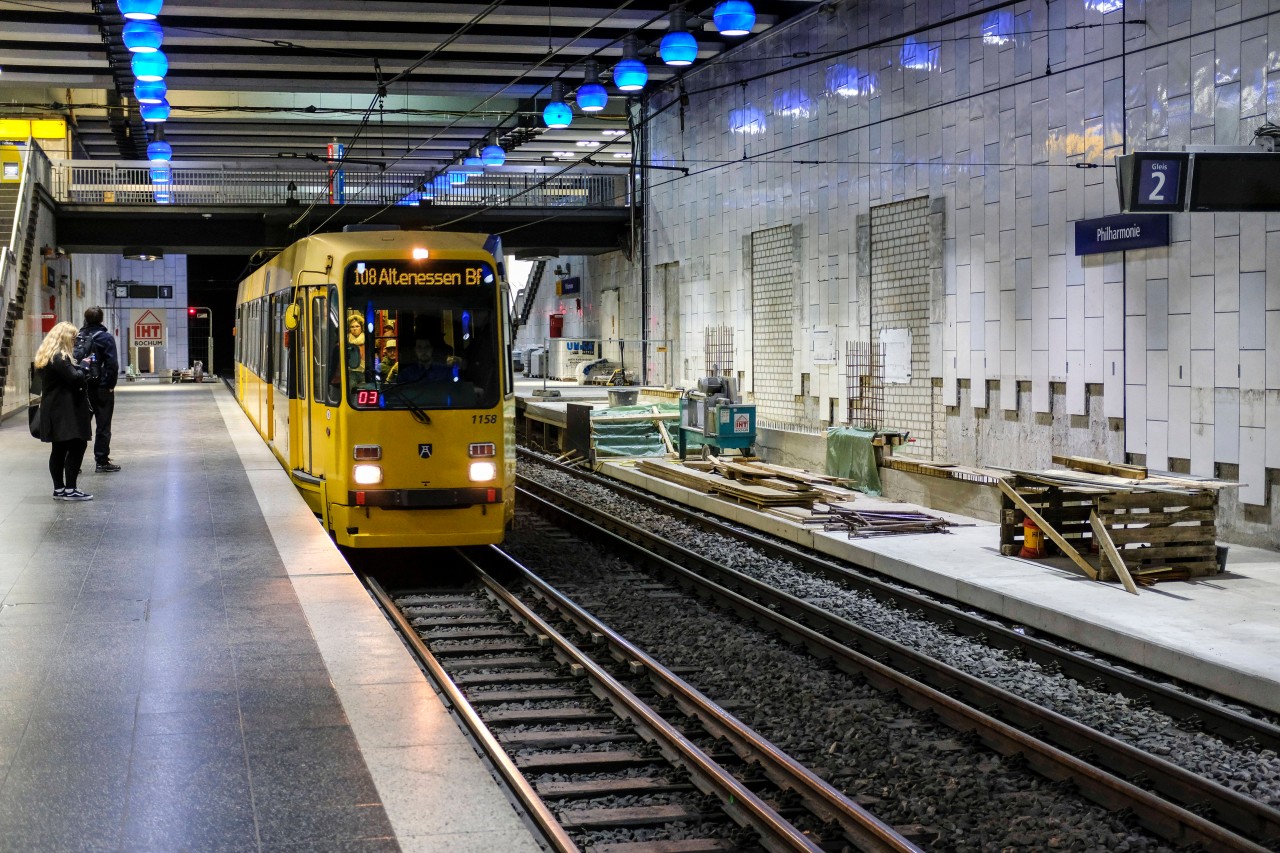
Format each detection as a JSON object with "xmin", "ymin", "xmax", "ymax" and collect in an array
[{"xmin": 1073, "ymin": 214, "xmax": 1170, "ymax": 256}]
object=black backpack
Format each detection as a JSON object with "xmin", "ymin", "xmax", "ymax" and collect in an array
[{"xmin": 73, "ymin": 329, "xmax": 102, "ymax": 383}]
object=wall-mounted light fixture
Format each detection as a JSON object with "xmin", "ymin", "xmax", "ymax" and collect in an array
[{"xmin": 123, "ymin": 246, "xmax": 164, "ymax": 260}]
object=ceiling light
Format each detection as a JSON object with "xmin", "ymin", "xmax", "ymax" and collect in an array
[
  {"xmin": 713, "ymin": 1, "xmax": 756, "ymax": 36},
  {"xmin": 613, "ymin": 35, "xmax": 648, "ymax": 92},
  {"xmin": 602, "ymin": 129, "xmax": 626, "ymax": 136},
  {"xmin": 133, "ymin": 79, "xmax": 166, "ymax": 104},
  {"xmin": 118, "ymin": 0, "xmax": 163, "ymax": 20},
  {"xmin": 542, "ymin": 81, "xmax": 572, "ymax": 129},
  {"xmin": 131, "ymin": 50, "xmax": 168, "ymax": 82},
  {"xmin": 481, "ymin": 133, "xmax": 506, "ymax": 166},
  {"xmin": 660, "ymin": 9, "xmax": 698, "ymax": 66},
  {"xmin": 123, "ymin": 20, "xmax": 163, "ymax": 53},
  {"xmin": 575, "ymin": 60, "xmax": 608, "ymax": 112},
  {"xmin": 147, "ymin": 139, "xmax": 172, "ymax": 161},
  {"xmin": 123, "ymin": 245, "xmax": 164, "ymax": 259},
  {"xmin": 554, "ymin": 152, "xmax": 574, "ymax": 158},
  {"xmin": 613, "ymin": 152, "xmax": 630, "ymax": 158},
  {"xmin": 140, "ymin": 99, "xmax": 170, "ymax": 122},
  {"xmin": 576, "ymin": 140, "xmax": 598, "ymax": 146},
  {"xmin": 462, "ymin": 148, "xmax": 485, "ymax": 174}
]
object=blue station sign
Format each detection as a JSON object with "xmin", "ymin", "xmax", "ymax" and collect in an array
[{"xmin": 1074, "ymin": 213, "xmax": 1170, "ymax": 256}]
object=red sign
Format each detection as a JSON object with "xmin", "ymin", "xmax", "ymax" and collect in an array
[{"xmin": 134, "ymin": 309, "xmax": 164, "ymax": 346}]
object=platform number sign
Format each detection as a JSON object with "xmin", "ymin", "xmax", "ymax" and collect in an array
[
  {"xmin": 1116, "ymin": 152, "xmax": 1189, "ymax": 212},
  {"xmin": 1139, "ymin": 159, "xmax": 1180, "ymax": 206}
]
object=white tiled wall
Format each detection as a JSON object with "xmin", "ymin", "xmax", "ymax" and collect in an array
[{"xmin": 642, "ymin": 0, "xmax": 1280, "ymax": 540}]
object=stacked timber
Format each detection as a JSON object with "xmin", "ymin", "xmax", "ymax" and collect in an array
[
  {"xmin": 997, "ymin": 461, "xmax": 1234, "ymax": 593},
  {"xmin": 633, "ymin": 458, "xmax": 830, "ymax": 510}
]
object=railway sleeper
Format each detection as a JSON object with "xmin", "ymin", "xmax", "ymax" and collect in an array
[
  {"xmin": 558, "ymin": 803, "xmax": 712, "ymax": 829},
  {"xmin": 497, "ymin": 728, "xmax": 641, "ymax": 749},
  {"xmin": 515, "ymin": 749, "xmax": 657, "ymax": 773},
  {"xmin": 535, "ymin": 775, "xmax": 696, "ymax": 798}
]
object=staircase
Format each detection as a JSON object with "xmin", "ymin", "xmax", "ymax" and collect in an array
[
  {"xmin": 0, "ymin": 184, "xmax": 41, "ymax": 410},
  {"xmin": 515, "ymin": 259, "xmax": 547, "ymax": 329}
]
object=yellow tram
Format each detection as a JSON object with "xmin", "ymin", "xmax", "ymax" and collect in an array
[{"xmin": 234, "ymin": 228, "xmax": 515, "ymax": 548}]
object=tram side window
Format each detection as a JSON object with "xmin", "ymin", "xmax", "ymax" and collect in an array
[
  {"xmin": 311, "ymin": 295, "xmax": 327, "ymax": 405},
  {"xmin": 271, "ymin": 294, "xmax": 287, "ymax": 392}
]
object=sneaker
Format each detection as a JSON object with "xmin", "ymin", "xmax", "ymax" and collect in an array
[
  {"xmin": 53, "ymin": 488, "xmax": 67, "ymax": 500},
  {"xmin": 95, "ymin": 463, "xmax": 121, "ymax": 473},
  {"xmin": 62, "ymin": 489, "xmax": 93, "ymax": 501}
]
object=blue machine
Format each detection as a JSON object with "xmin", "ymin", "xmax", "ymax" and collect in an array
[{"xmin": 678, "ymin": 375, "xmax": 756, "ymax": 459}]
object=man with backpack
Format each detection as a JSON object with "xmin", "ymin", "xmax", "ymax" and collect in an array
[{"xmin": 76, "ymin": 307, "xmax": 121, "ymax": 473}]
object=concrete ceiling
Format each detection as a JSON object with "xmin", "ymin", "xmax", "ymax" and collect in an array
[{"xmin": 0, "ymin": 1, "xmax": 817, "ymax": 174}]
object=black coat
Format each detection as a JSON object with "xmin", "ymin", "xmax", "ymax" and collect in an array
[
  {"xmin": 80, "ymin": 322, "xmax": 119, "ymax": 389},
  {"xmin": 38, "ymin": 352, "xmax": 92, "ymax": 443}
]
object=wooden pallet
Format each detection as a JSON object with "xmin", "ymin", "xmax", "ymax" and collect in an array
[
  {"xmin": 635, "ymin": 459, "xmax": 819, "ymax": 509},
  {"xmin": 998, "ymin": 472, "xmax": 1220, "ymax": 587}
]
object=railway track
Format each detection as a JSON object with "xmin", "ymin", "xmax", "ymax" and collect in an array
[
  {"xmin": 512, "ymin": 453, "xmax": 1280, "ymax": 851},
  {"xmin": 370, "ymin": 562, "xmax": 921, "ymax": 852},
  {"xmin": 515, "ymin": 449, "xmax": 1280, "ymax": 751}
]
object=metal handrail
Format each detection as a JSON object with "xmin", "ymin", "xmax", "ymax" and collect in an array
[{"xmin": 49, "ymin": 161, "xmax": 631, "ymax": 209}]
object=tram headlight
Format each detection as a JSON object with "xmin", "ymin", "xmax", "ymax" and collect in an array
[
  {"xmin": 353, "ymin": 464, "xmax": 383, "ymax": 485},
  {"xmin": 469, "ymin": 460, "xmax": 497, "ymax": 482}
]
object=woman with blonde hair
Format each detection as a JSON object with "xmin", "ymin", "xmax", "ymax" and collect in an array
[{"xmin": 33, "ymin": 321, "xmax": 93, "ymax": 500}]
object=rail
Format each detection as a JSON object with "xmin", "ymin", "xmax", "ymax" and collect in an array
[{"xmin": 48, "ymin": 161, "xmax": 631, "ymax": 209}]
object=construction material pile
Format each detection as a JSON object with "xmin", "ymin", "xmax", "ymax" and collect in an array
[{"xmin": 810, "ymin": 505, "xmax": 955, "ymax": 538}]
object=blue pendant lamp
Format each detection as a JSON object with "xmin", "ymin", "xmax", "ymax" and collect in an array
[
  {"xmin": 575, "ymin": 60, "xmax": 608, "ymax": 112},
  {"xmin": 153, "ymin": 189, "xmax": 172, "ymax": 204},
  {"xmin": 448, "ymin": 168, "xmax": 468, "ymax": 185},
  {"xmin": 123, "ymin": 20, "xmax": 163, "ymax": 54},
  {"xmin": 140, "ymin": 99, "xmax": 170, "ymax": 122},
  {"xmin": 432, "ymin": 175, "xmax": 451, "ymax": 192},
  {"xmin": 713, "ymin": 1, "xmax": 756, "ymax": 36},
  {"xmin": 462, "ymin": 147, "xmax": 485, "ymax": 175},
  {"xmin": 123, "ymin": 20, "xmax": 163, "ymax": 53},
  {"xmin": 480, "ymin": 133, "xmax": 506, "ymax": 166},
  {"xmin": 542, "ymin": 81, "xmax": 573, "ymax": 128},
  {"xmin": 659, "ymin": 9, "xmax": 698, "ymax": 66},
  {"xmin": 118, "ymin": 0, "xmax": 162, "ymax": 20},
  {"xmin": 134, "ymin": 79, "xmax": 166, "ymax": 104},
  {"xmin": 613, "ymin": 35, "xmax": 648, "ymax": 92},
  {"xmin": 132, "ymin": 50, "xmax": 168, "ymax": 82},
  {"xmin": 149, "ymin": 162, "xmax": 171, "ymax": 183},
  {"xmin": 147, "ymin": 139, "xmax": 172, "ymax": 161}
]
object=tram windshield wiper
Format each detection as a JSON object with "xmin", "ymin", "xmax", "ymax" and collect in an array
[{"xmin": 378, "ymin": 382, "xmax": 432, "ymax": 425}]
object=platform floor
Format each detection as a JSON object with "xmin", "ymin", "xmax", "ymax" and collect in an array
[
  {"xmin": 600, "ymin": 460, "xmax": 1280, "ymax": 716},
  {"xmin": 0, "ymin": 384, "xmax": 540, "ymax": 852}
]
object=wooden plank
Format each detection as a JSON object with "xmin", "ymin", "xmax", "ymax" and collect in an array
[
  {"xmin": 997, "ymin": 479, "xmax": 1099, "ymax": 580},
  {"xmin": 1097, "ymin": 491, "xmax": 1217, "ymax": 509},
  {"xmin": 1090, "ymin": 512, "xmax": 1139, "ymax": 595},
  {"xmin": 1099, "ymin": 508, "xmax": 1216, "ymax": 525},
  {"xmin": 1054, "ymin": 455, "xmax": 1149, "ymax": 480},
  {"xmin": 655, "ymin": 416, "xmax": 676, "ymax": 455},
  {"xmin": 1123, "ymin": 545, "xmax": 1219, "ymax": 560},
  {"xmin": 1108, "ymin": 526, "xmax": 1215, "ymax": 545}
]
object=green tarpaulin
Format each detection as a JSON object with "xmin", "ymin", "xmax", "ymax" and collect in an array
[{"xmin": 825, "ymin": 426, "xmax": 882, "ymax": 496}]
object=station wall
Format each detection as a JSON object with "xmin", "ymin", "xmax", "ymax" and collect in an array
[{"xmin": 639, "ymin": 0, "xmax": 1280, "ymax": 546}]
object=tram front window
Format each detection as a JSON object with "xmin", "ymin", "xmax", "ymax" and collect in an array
[{"xmin": 344, "ymin": 258, "xmax": 500, "ymax": 410}]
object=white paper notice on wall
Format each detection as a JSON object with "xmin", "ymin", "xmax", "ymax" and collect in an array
[
  {"xmin": 811, "ymin": 327, "xmax": 837, "ymax": 365},
  {"xmin": 880, "ymin": 328, "xmax": 912, "ymax": 384}
]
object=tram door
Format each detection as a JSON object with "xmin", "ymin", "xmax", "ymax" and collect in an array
[{"xmin": 295, "ymin": 285, "xmax": 334, "ymax": 479}]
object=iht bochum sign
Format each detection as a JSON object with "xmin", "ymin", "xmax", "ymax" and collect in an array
[{"xmin": 1074, "ymin": 214, "xmax": 1170, "ymax": 256}]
